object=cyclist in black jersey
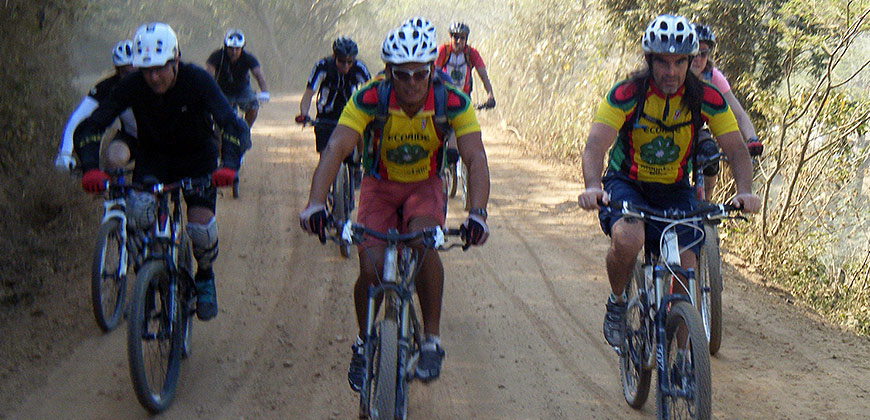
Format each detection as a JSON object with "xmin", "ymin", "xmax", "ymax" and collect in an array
[
  {"xmin": 74, "ymin": 22, "xmax": 250, "ymax": 321},
  {"xmin": 295, "ymin": 36, "xmax": 371, "ymax": 154},
  {"xmin": 56, "ymin": 40, "xmax": 137, "ymax": 173},
  {"xmin": 206, "ymin": 29, "xmax": 270, "ymax": 129}
]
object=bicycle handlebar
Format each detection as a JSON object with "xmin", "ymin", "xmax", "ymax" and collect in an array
[
  {"xmin": 603, "ymin": 200, "xmax": 744, "ymax": 222},
  {"xmin": 326, "ymin": 219, "xmax": 464, "ymax": 251}
]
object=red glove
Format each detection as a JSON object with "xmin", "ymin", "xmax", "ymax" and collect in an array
[
  {"xmin": 81, "ymin": 169, "xmax": 109, "ymax": 194},
  {"xmin": 295, "ymin": 114, "xmax": 310, "ymax": 125},
  {"xmin": 746, "ymin": 137, "xmax": 763, "ymax": 157},
  {"xmin": 212, "ymin": 167, "xmax": 237, "ymax": 187}
]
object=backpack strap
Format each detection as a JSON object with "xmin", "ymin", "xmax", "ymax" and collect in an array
[
  {"xmin": 431, "ymin": 74, "xmax": 454, "ymax": 171},
  {"xmin": 361, "ymin": 79, "xmax": 391, "ymax": 179}
]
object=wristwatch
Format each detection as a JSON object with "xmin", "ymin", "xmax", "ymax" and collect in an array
[{"xmin": 469, "ymin": 208, "xmax": 488, "ymax": 219}]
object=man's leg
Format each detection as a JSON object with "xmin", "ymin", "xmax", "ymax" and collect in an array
[
  {"xmin": 187, "ymin": 203, "xmax": 219, "ymax": 321},
  {"xmin": 602, "ymin": 217, "xmax": 644, "ymax": 346},
  {"xmin": 244, "ymin": 107, "xmax": 258, "ymax": 128},
  {"xmin": 105, "ymin": 139, "xmax": 131, "ymax": 171}
]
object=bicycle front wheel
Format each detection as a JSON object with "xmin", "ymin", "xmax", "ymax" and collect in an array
[
  {"xmin": 371, "ymin": 319, "xmax": 398, "ymax": 420},
  {"xmin": 657, "ymin": 301, "xmax": 712, "ymax": 420},
  {"xmin": 697, "ymin": 223, "xmax": 723, "ymax": 355},
  {"xmin": 91, "ymin": 218, "xmax": 128, "ymax": 332},
  {"xmin": 127, "ymin": 260, "xmax": 183, "ymax": 414},
  {"xmin": 621, "ymin": 262, "xmax": 652, "ymax": 408},
  {"xmin": 331, "ymin": 164, "xmax": 353, "ymax": 258}
]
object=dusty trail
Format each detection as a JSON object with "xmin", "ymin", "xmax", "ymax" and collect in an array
[{"xmin": 1, "ymin": 93, "xmax": 867, "ymax": 420}]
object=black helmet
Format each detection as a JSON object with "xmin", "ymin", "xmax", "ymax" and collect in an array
[
  {"xmin": 693, "ymin": 23, "xmax": 716, "ymax": 46},
  {"xmin": 449, "ymin": 21, "xmax": 470, "ymax": 36},
  {"xmin": 332, "ymin": 36, "xmax": 358, "ymax": 57}
]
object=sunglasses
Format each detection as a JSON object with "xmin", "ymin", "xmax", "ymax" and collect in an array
[
  {"xmin": 697, "ymin": 49, "xmax": 711, "ymax": 58},
  {"xmin": 451, "ymin": 34, "xmax": 467, "ymax": 41},
  {"xmin": 336, "ymin": 57, "xmax": 355, "ymax": 65},
  {"xmin": 391, "ymin": 65, "xmax": 431, "ymax": 83}
]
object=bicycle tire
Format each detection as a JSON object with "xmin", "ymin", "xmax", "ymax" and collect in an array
[
  {"xmin": 332, "ymin": 164, "xmax": 353, "ymax": 258},
  {"xmin": 371, "ymin": 319, "xmax": 398, "ymax": 420},
  {"xmin": 697, "ymin": 223, "xmax": 723, "ymax": 355},
  {"xmin": 127, "ymin": 260, "xmax": 183, "ymax": 414},
  {"xmin": 448, "ymin": 163, "xmax": 459, "ymax": 198},
  {"xmin": 91, "ymin": 218, "xmax": 128, "ymax": 332},
  {"xmin": 621, "ymin": 262, "xmax": 653, "ymax": 408},
  {"xmin": 657, "ymin": 301, "xmax": 712, "ymax": 420},
  {"xmin": 232, "ymin": 177, "xmax": 240, "ymax": 199},
  {"xmin": 459, "ymin": 163, "xmax": 470, "ymax": 211}
]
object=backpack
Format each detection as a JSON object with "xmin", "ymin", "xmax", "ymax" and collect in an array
[{"xmin": 361, "ymin": 71, "xmax": 454, "ymax": 179}]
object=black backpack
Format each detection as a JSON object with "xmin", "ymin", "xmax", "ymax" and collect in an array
[{"xmin": 361, "ymin": 71, "xmax": 454, "ymax": 179}]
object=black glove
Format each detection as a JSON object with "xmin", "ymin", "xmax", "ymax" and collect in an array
[
  {"xmin": 460, "ymin": 213, "xmax": 489, "ymax": 247},
  {"xmin": 445, "ymin": 148, "xmax": 460, "ymax": 165},
  {"xmin": 299, "ymin": 204, "xmax": 329, "ymax": 243}
]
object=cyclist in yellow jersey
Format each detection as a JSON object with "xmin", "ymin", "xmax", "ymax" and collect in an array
[
  {"xmin": 577, "ymin": 14, "xmax": 760, "ymax": 348},
  {"xmin": 299, "ymin": 17, "xmax": 491, "ymax": 391}
]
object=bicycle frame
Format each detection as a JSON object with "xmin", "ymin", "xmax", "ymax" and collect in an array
[{"xmin": 614, "ymin": 201, "xmax": 738, "ymax": 419}]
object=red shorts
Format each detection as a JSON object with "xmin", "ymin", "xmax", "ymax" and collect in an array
[{"xmin": 356, "ymin": 175, "xmax": 445, "ymax": 247}]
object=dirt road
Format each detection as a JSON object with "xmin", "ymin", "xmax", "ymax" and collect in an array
[{"xmin": 1, "ymin": 93, "xmax": 868, "ymax": 419}]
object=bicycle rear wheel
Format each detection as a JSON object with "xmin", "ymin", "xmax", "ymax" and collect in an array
[
  {"xmin": 91, "ymin": 218, "xmax": 128, "ymax": 332},
  {"xmin": 657, "ymin": 301, "xmax": 712, "ymax": 420},
  {"xmin": 371, "ymin": 319, "xmax": 398, "ymax": 420},
  {"xmin": 697, "ymin": 223, "xmax": 723, "ymax": 355},
  {"xmin": 127, "ymin": 260, "xmax": 183, "ymax": 414},
  {"xmin": 621, "ymin": 261, "xmax": 652, "ymax": 408}
]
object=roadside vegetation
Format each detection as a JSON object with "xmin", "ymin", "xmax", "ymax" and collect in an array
[{"xmin": 2, "ymin": 0, "xmax": 868, "ymax": 335}]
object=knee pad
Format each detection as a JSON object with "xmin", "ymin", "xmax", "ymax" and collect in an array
[{"xmin": 187, "ymin": 219, "xmax": 219, "ymax": 269}]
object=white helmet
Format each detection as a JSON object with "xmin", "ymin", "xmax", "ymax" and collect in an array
[
  {"xmin": 381, "ymin": 17, "xmax": 438, "ymax": 64},
  {"xmin": 132, "ymin": 22, "xmax": 179, "ymax": 67},
  {"xmin": 112, "ymin": 40, "xmax": 134, "ymax": 66},
  {"xmin": 641, "ymin": 14, "xmax": 698, "ymax": 55},
  {"xmin": 224, "ymin": 29, "xmax": 245, "ymax": 48}
]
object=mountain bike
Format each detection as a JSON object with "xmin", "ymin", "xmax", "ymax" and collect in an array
[
  {"xmin": 225, "ymin": 97, "xmax": 263, "ymax": 199},
  {"xmin": 91, "ymin": 169, "xmax": 137, "ymax": 332},
  {"xmin": 325, "ymin": 220, "xmax": 463, "ymax": 420},
  {"xmin": 126, "ymin": 176, "xmax": 213, "ymax": 413},
  {"xmin": 692, "ymin": 134, "xmax": 726, "ymax": 355},
  {"xmin": 298, "ymin": 115, "xmax": 356, "ymax": 258},
  {"xmin": 609, "ymin": 201, "xmax": 743, "ymax": 420}
]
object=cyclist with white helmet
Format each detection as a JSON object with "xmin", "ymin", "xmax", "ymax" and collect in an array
[
  {"xmin": 206, "ymin": 28, "xmax": 270, "ymax": 129},
  {"xmin": 434, "ymin": 21, "xmax": 495, "ymax": 109},
  {"xmin": 55, "ymin": 40, "xmax": 137, "ymax": 173},
  {"xmin": 299, "ymin": 17, "xmax": 491, "ymax": 390},
  {"xmin": 296, "ymin": 36, "xmax": 371, "ymax": 156},
  {"xmin": 691, "ymin": 22, "xmax": 763, "ymax": 200},
  {"xmin": 74, "ymin": 22, "xmax": 250, "ymax": 321},
  {"xmin": 576, "ymin": 14, "xmax": 759, "ymax": 347}
]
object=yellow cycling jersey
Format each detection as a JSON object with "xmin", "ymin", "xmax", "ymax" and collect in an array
[
  {"xmin": 594, "ymin": 78, "xmax": 739, "ymax": 184},
  {"xmin": 339, "ymin": 76, "xmax": 480, "ymax": 182}
]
